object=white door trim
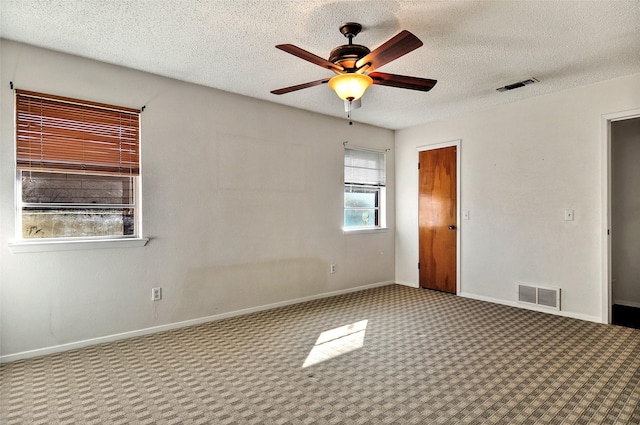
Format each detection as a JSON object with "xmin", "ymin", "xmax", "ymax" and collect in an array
[
  {"xmin": 601, "ymin": 109, "xmax": 640, "ymax": 324},
  {"xmin": 417, "ymin": 140, "xmax": 461, "ymax": 295}
]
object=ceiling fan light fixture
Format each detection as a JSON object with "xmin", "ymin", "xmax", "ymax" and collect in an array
[{"xmin": 328, "ymin": 73, "xmax": 373, "ymax": 101}]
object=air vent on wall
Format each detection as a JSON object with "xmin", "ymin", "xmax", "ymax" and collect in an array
[
  {"xmin": 518, "ymin": 283, "xmax": 561, "ymax": 310},
  {"xmin": 497, "ymin": 78, "xmax": 539, "ymax": 92}
]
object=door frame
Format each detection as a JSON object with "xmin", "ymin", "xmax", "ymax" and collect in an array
[
  {"xmin": 601, "ymin": 108, "xmax": 640, "ymax": 324},
  {"xmin": 417, "ymin": 140, "xmax": 461, "ymax": 295}
]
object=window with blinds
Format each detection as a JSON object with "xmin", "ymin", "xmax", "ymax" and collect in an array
[
  {"xmin": 344, "ymin": 147, "xmax": 386, "ymax": 229},
  {"xmin": 15, "ymin": 90, "xmax": 141, "ymax": 240}
]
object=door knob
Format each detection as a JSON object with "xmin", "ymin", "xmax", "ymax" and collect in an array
[{"xmin": 448, "ymin": 225, "xmax": 456, "ymax": 230}]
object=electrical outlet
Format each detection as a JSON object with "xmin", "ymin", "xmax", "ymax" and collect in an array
[
  {"xmin": 330, "ymin": 264, "xmax": 336, "ymax": 274},
  {"xmin": 151, "ymin": 287, "xmax": 162, "ymax": 301}
]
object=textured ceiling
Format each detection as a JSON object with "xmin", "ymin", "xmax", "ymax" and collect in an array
[{"xmin": 1, "ymin": 0, "xmax": 639, "ymax": 130}]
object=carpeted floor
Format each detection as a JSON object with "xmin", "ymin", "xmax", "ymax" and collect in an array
[{"xmin": 1, "ymin": 284, "xmax": 639, "ymax": 424}]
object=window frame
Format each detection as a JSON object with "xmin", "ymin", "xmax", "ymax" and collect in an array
[
  {"xmin": 342, "ymin": 145, "xmax": 387, "ymax": 233},
  {"xmin": 344, "ymin": 184, "xmax": 381, "ymax": 228},
  {"xmin": 11, "ymin": 90, "xmax": 147, "ymax": 251},
  {"xmin": 16, "ymin": 169, "xmax": 142, "ymax": 242}
]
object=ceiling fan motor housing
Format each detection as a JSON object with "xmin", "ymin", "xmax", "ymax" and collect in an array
[{"xmin": 329, "ymin": 44, "xmax": 370, "ymax": 71}]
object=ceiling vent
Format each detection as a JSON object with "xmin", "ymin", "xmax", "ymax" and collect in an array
[{"xmin": 497, "ymin": 78, "xmax": 539, "ymax": 92}]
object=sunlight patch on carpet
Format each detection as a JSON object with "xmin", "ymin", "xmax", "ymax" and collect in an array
[{"xmin": 302, "ymin": 319, "xmax": 368, "ymax": 368}]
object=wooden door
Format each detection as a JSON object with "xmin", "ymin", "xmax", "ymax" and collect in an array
[{"xmin": 419, "ymin": 146, "xmax": 457, "ymax": 293}]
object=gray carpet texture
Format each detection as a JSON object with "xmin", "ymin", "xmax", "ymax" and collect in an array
[{"xmin": 1, "ymin": 284, "xmax": 639, "ymax": 424}]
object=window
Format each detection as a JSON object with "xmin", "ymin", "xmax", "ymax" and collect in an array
[
  {"xmin": 15, "ymin": 90, "xmax": 140, "ymax": 241},
  {"xmin": 344, "ymin": 147, "xmax": 386, "ymax": 230}
]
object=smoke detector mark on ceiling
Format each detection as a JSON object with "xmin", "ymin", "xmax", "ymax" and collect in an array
[{"xmin": 496, "ymin": 78, "xmax": 539, "ymax": 92}]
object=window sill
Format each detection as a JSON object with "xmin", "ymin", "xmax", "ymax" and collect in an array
[
  {"xmin": 342, "ymin": 227, "xmax": 388, "ymax": 235},
  {"xmin": 8, "ymin": 238, "xmax": 149, "ymax": 253}
]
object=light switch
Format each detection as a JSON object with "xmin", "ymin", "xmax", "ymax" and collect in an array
[
  {"xmin": 564, "ymin": 209, "xmax": 574, "ymax": 221},
  {"xmin": 463, "ymin": 210, "xmax": 470, "ymax": 220}
]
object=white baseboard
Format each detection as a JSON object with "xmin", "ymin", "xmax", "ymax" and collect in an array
[
  {"xmin": 395, "ymin": 280, "xmax": 419, "ymax": 288},
  {"xmin": 459, "ymin": 292, "xmax": 602, "ymax": 324},
  {"xmin": 1, "ymin": 280, "xmax": 394, "ymax": 363},
  {"xmin": 613, "ymin": 299, "xmax": 640, "ymax": 309}
]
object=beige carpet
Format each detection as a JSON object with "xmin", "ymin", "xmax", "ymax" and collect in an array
[{"xmin": 1, "ymin": 284, "xmax": 639, "ymax": 424}]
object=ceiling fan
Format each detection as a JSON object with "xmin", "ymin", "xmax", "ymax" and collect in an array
[{"xmin": 271, "ymin": 22, "xmax": 437, "ymax": 118}]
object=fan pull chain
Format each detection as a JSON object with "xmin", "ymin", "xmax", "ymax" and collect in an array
[{"xmin": 347, "ymin": 99, "xmax": 353, "ymax": 125}]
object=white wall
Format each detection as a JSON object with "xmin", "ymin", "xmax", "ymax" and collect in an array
[
  {"xmin": 0, "ymin": 40, "xmax": 395, "ymax": 360},
  {"xmin": 611, "ymin": 117, "xmax": 640, "ymax": 307},
  {"xmin": 395, "ymin": 72, "xmax": 640, "ymax": 322}
]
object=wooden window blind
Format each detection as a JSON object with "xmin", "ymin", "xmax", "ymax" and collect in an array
[{"xmin": 16, "ymin": 90, "xmax": 140, "ymax": 176}]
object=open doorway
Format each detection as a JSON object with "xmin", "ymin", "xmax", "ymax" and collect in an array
[
  {"xmin": 610, "ymin": 116, "xmax": 640, "ymax": 328},
  {"xmin": 604, "ymin": 111, "xmax": 640, "ymax": 328}
]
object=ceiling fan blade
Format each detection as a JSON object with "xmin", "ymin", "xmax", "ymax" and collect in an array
[
  {"xmin": 355, "ymin": 30, "xmax": 423, "ymax": 71},
  {"xmin": 276, "ymin": 44, "xmax": 344, "ymax": 73},
  {"xmin": 369, "ymin": 72, "xmax": 437, "ymax": 92},
  {"xmin": 271, "ymin": 78, "xmax": 331, "ymax": 95}
]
